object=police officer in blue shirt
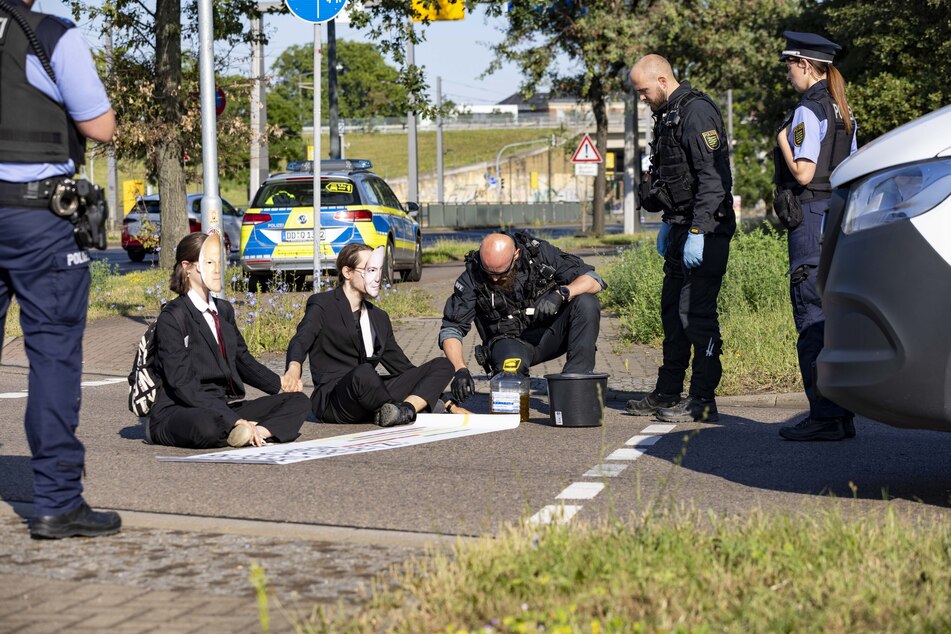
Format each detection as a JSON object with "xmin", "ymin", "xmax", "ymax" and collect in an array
[
  {"xmin": 0, "ymin": 0, "xmax": 120, "ymax": 537},
  {"xmin": 774, "ymin": 32, "xmax": 858, "ymax": 441}
]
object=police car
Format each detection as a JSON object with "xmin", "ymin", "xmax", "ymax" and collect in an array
[
  {"xmin": 121, "ymin": 194, "xmax": 243, "ymax": 262},
  {"xmin": 816, "ymin": 104, "xmax": 951, "ymax": 431},
  {"xmin": 240, "ymin": 159, "xmax": 422, "ymax": 289}
]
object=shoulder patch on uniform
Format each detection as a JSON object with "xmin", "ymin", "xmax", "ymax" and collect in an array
[
  {"xmin": 454, "ymin": 280, "xmax": 466, "ymax": 294},
  {"xmin": 701, "ymin": 130, "xmax": 721, "ymax": 151},
  {"xmin": 793, "ymin": 122, "xmax": 805, "ymax": 147}
]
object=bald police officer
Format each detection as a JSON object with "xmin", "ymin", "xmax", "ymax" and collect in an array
[
  {"xmin": 440, "ymin": 232, "xmax": 605, "ymax": 404},
  {"xmin": 0, "ymin": 0, "xmax": 120, "ymax": 537},
  {"xmin": 626, "ymin": 54, "xmax": 736, "ymax": 423}
]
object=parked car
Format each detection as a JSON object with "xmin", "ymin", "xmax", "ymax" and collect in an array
[
  {"xmin": 120, "ymin": 194, "xmax": 243, "ymax": 262},
  {"xmin": 240, "ymin": 159, "xmax": 422, "ymax": 289},
  {"xmin": 816, "ymin": 104, "xmax": 951, "ymax": 431}
]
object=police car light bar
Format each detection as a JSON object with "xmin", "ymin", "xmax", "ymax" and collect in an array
[{"xmin": 286, "ymin": 159, "xmax": 373, "ymax": 173}]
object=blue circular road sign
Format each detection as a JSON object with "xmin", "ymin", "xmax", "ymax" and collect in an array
[{"xmin": 285, "ymin": 0, "xmax": 347, "ymax": 24}]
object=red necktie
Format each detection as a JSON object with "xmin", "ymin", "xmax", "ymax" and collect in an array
[{"xmin": 206, "ymin": 309, "xmax": 228, "ymax": 361}]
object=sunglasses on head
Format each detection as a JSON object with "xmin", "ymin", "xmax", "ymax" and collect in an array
[{"xmin": 480, "ymin": 252, "xmax": 517, "ymax": 277}]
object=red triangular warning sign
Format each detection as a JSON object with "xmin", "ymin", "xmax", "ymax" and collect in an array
[{"xmin": 571, "ymin": 133, "xmax": 603, "ymax": 163}]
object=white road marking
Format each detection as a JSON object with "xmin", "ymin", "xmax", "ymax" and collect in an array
[
  {"xmin": 583, "ymin": 463, "xmax": 628, "ymax": 478},
  {"xmin": 556, "ymin": 482, "xmax": 605, "ymax": 500},
  {"xmin": 625, "ymin": 434, "xmax": 662, "ymax": 447},
  {"xmin": 642, "ymin": 424, "xmax": 676, "ymax": 434},
  {"xmin": 0, "ymin": 377, "xmax": 125, "ymax": 400},
  {"xmin": 606, "ymin": 447, "xmax": 647, "ymax": 461},
  {"xmin": 528, "ymin": 504, "xmax": 583, "ymax": 526}
]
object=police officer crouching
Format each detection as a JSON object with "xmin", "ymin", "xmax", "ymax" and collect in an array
[
  {"xmin": 440, "ymin": 232, "xmax": 606, "ymax": 404},
  {"xmin": 774, "ymin": 32, "xmax": 858, "ymax": 441},
  {"xmin": 0, "ymin": 0, "xmax": 119, "ymax": 537},
  {"xmin": 626, "ymin": 54, "xmax": 736, "ymax": 423}
]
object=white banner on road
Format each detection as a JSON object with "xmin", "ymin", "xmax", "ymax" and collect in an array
[{"xmin": 157, "ymin": 413, "xmax": 520, "ymax": 465}]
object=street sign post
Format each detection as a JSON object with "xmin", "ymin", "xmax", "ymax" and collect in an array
[{"xmin": 286, "ymin": 0, "xmax": 349, "ymax": 291}]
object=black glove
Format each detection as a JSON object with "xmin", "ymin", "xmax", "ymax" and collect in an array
[
  {"xmin": 451, "ymin": 368, "xmax": 475, "ymax": 403},
  {"xmin": 534, "ymin": 291, "xmax": 564, "ymax": 320}
]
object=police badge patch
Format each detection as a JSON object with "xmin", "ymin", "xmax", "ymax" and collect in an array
[
  {"xmin": 701, "ymin": 130, "xmax": 720, "ymax": 151},
  {"xmin": 793, "ymin": 122, "xmax": 805, "ymax": 147}
]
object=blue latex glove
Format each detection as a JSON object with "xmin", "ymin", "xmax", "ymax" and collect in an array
[
  {"xmin": 683, "ymin": 232, "xmax": 704, "ymax": 268},
  {"xmin": 656, "ymin": 223, "xmax": 671, "ymax": 257}
]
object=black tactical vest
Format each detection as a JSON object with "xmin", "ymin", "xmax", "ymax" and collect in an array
[
  {"xmin": 649, "ymin": 90, "xmax": 720, "ymax": 223},
  {"xmin": 465, "ymin": 232, "xmax": 558, "ymax": 342},
  {"xmin": 774, "ymin": 83, "xmax": 853, "ymax": 203},
  {"xmin": 0, "ymin": 2, "xmax": 85, "ymax": 166}
]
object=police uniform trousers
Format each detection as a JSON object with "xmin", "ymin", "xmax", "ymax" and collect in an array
[
  {"xmin": 149, "ymin": 392, "xmax": 310, "ymax": 449},
  {"xmin": 788, "ymin": 198, "xmax": 852, "ymax": 421},
  {"xmin": 489, "ymin": 293, "xmax": 601, "ymax": 376},
  {"xmin": 655, "ymin": 224, "xmax": 730, "ymax": 400},
  {"xmin": 320, "ymin": 357, "xmax": 454, "ymax": 424},
  {"xmin": 0, "ymin": 205, "xmax": 90, "ymax": 517}
]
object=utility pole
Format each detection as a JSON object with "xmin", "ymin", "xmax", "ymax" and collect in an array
[
  {"xmin": 406, "ymin": 22, "xmax": 418, "ymax": 204},
  {"xmin": 623, "ymin": 88, "xmax": 641, "ymax": 234},
  {"xmin": 197, "ymin": 0, "xmax": 224, "ymax": 294},
  {"xmin": 436, "ymin": 76, "xmax": 444, "ymax": 203},
  {"xmin": 726, "ymin": 88, "xmax": 735, "ymax": 183},
  {"xmin": 250, "ymin": 2, "xmax": 280, "ymax": 200},
  {"xmin": 328, "ymin": 19, "xmax": 341, "ymax": 159},
  {"xmin": 105, "ymin": 23, "xmax": 118, "ymax": 228}
]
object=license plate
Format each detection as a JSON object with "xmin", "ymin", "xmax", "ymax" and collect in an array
[{"xmin": 283, "ymin": 229, "xmax": 325, "ymax": 242}]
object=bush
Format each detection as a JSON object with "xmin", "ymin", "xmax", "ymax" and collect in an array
[{"xmin": 602, "ymin": 225, "xmax": 800, "ymax": 394}]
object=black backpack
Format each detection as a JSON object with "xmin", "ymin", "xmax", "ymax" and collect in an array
[{"xmin": 128, "ymin": 303, "xmax": 186, "ymax": 417}]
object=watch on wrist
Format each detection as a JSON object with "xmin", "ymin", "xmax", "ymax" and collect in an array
[{"xmin": 557, "ymin": 286, "xmax": 571, "ymax": 301}]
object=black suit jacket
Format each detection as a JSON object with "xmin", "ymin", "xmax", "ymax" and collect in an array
[
  {"xmin": 286, "ymin": 286, "xmax": 415, "ymax": 416},
  {"xmin": 151, "ymin": 295, "xmax": 281, "ymax": 426}
]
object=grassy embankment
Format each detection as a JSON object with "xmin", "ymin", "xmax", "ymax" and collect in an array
[{"xmin": 84, "ymin": 128, "xmax": 562, "ymax": 209}]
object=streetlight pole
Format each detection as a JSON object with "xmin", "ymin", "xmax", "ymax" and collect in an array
[
  {"xmin": 328, "ymin": 19, "xmax": 341, "ymax": 159},
  {"xmin": 250, "ymin": 2, "xmax": 280, "ymax": 201},
  {"xmin": 197, "ymin": 0, "xmax": 223, "ymax": 295}
]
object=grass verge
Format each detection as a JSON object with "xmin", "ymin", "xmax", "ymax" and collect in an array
[
  {"xmin": 601, "ymin": 224, "xmax": 800, "ymax": 394},
  {"xmin": 266, "ymin": 506, "xmax": 951, "ymax": 633}
]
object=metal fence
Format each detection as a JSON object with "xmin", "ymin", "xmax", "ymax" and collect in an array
[{"xmin": 421, "ymin": 202, "xmax": 617, "ymax": 229}]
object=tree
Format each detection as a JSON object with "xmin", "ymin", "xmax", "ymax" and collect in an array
[
  {"xmin": 74, "ymin": 0, "xmax": 265, "ymax": 267},
  {"xmin": 266, "ymin": 40, "xmax": 409, "ymax": 167}
]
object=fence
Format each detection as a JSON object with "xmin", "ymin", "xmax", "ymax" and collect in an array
[{"xmin": 420, "ymin": 202, "xmax": 615, "ymax": 229}]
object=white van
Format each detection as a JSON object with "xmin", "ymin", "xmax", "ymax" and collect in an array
[{"xmin": 817, "ymin": 104, "xmax": 951, "ymax": 431}]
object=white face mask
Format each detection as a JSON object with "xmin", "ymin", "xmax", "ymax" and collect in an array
[
  {"xmin": 196, "ymin": 237, "xmax": 222, "ymax": 293},
  {"xmin": 362, "ymin": 246, "xmax": 385, "ymax": 298}
]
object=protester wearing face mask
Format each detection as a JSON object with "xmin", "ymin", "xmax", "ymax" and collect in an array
[
  {"xmin": 147, "ymin": 233, "xmax": 309, "ymax": 448},
  {"xmin": 282, "ymin": 243, "xmax": 456, "ymax": 426}
]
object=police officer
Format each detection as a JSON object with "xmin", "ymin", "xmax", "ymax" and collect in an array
[
  {"xmin": 440, "ymin": 232, "xmax": 606, "ymax": 404},
  {"xmin": 0, "ymin": 0, "xmax": 120, "ymax": 537},
  {"xmin": 774, "ymin": 32, "xmax": 858, "ymax": 441},
  {"xmin": 626, "ymin": 54, "xmax": 736, "ymax": 423}
]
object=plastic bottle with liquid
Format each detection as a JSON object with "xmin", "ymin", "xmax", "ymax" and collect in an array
[{"xmin": 489, "ymin": 358, "xmax": 530, "ymax": 422}]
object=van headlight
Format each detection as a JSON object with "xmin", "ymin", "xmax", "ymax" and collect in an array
[{"xmin": 843, "ymin": 157, "xmax": 951, "ymax": 234}]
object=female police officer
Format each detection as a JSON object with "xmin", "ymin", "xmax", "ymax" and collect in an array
[{"xmin": 774, "ymin": 32, "xmax": 858, "ymax": 441}]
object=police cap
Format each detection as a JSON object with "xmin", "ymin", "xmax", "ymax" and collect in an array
[{"xmin": 780, "ymin": 31, "xmax": 841, "ymax": 64}]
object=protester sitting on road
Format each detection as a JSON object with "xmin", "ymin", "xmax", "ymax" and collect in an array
[
  {"xmin": 439, "ymin": 232, "xmax": 606, "ymax": 406},
  {"xmin": 281, "ymin": 243, "xmax": 457, "ymax": 426},
  {"xmin": 147, "ymin": 233, "xmax": 309, "ymax": 449}
]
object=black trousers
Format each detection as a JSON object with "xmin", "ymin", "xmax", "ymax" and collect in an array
[
  {"xmin": 320, "ymin": 357, "xmax": 455, "ymax": 424},
  {"xmin": 655, "ymin": 226, "xmax": 730, "ymax": 400},
  {"xmin": 150, "ymin": 392, "xmax": 310, "ymax": 449},
  {"xmin": 489, "ymin": 293, "xmax": 601, "ymax": 376}
]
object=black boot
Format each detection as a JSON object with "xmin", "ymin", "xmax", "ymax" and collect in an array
[
  {"xmin": 30, "ymin": 502, "xmax": 122, "ymax": 539},
  {"xmin": 779, "ymin": 417, "xmax": 847, "ymax": 441},
  {"xmin": 625, "ymin": 392, "xmax": 680, "ymax": 416},
  {"xmin": 374, "ymin": 402, "xmax": 418, "ymax": 427},
  {"xmin": 655, "ymin": 396, "xmax": 719, "ymax": 423}
]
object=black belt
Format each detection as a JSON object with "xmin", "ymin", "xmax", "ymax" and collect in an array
[{"xmin": 0, "ymin": 177, "xmax": 70, "ymax": 208}]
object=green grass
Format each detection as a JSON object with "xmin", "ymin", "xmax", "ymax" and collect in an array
[
  {"xmin": 268, "ymin": 505, "xmax": 951, "ymax": 633},
  {"xmin": 601, "ymin": 225, "xmax": 800, "ymax": 394}
]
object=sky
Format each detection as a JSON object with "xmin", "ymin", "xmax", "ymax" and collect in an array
[{"xmin": 33, "ymin": 1, "xmax": 531, "ymax": 106}]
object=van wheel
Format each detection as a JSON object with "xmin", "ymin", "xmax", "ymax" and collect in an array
[{"xmin": 401, "ymin": 237, "xmax": 423, "ymax": 282}]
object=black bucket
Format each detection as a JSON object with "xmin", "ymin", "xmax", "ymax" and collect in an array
[{"xmin": 544, "ymin": 372, "xmax": 609, "ymax": 427}]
